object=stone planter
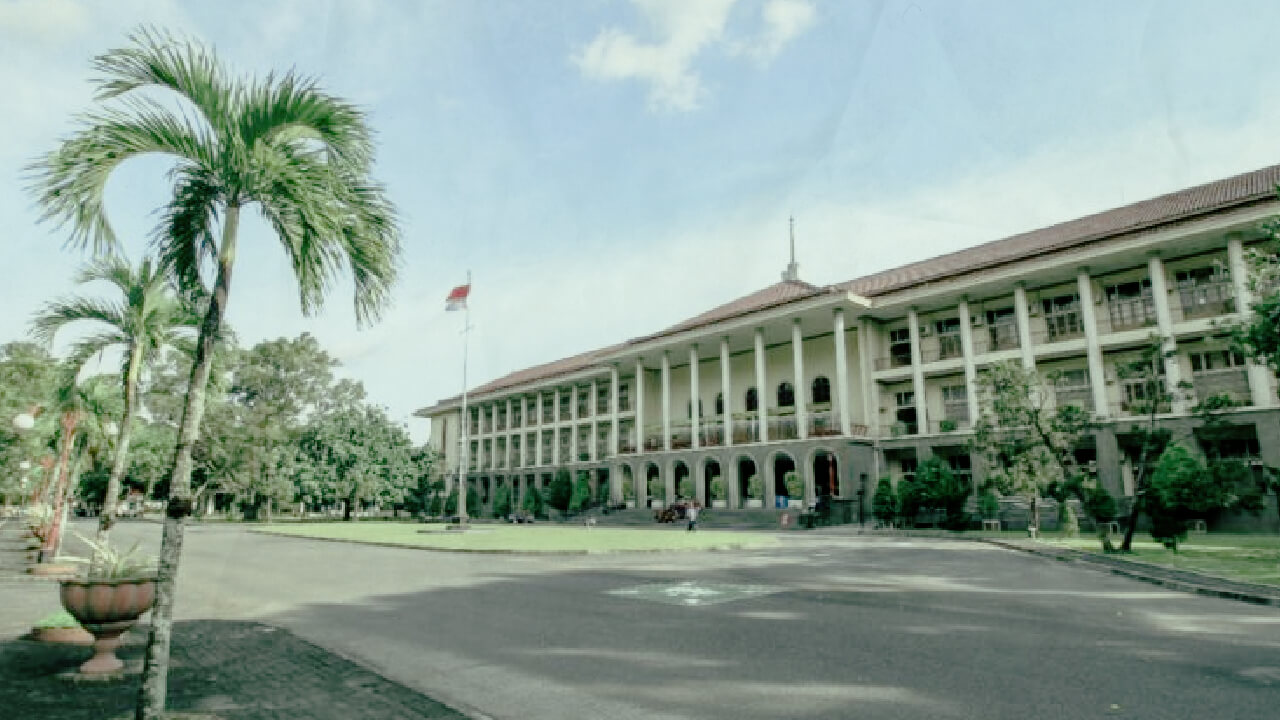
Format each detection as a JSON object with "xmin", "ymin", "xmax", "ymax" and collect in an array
[
  {"xmin": 29, "ymin": 562, "xmax": 78, "ymax": 579},
  {"xmin": 711, "ymin": 500, "xmax": 727, "ymax": 509},
  {"xmin": 744, "ymin": 499, "xmax": 763, "ymax": 509},
  {"xmin": 787, "ymin": 499, "xmax": 803, "ymax": 509},
  {"xmin": 60, "ymin": 577, "xmax": 157, "ymax": 674},
  {"xmin": 625, "ymin": 500, "xmax": 635, "ymax": 509},
  {"xmin": 34, "ymin": 626, "xmax": 95, "ymax": 646}
]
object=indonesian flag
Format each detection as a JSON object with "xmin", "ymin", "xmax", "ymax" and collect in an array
[{"xmin": 445, "ymin": 283, "xmax": 470, "ymax": 311}]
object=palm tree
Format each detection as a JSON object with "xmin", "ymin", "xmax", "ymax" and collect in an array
[
  {"xmin": 30, "ymin": 28, "xmax": 400, "ymax": 719},
  {"xmin": 32, "ymin": 255, "xmax": 199, "ymax": 547}
]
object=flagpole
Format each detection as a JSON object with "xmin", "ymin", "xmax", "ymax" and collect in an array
[{"xmin": 457, "ymin": 270, "xmax": 472, "ymax": 527}]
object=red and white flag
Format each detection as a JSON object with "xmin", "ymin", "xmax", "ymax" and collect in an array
[{"xmin": 445, "ymin": 283, "xmax": 470, "ymax": 311}]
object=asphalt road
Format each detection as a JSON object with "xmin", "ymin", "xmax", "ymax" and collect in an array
[{"xmin": 40, "ymin": 521, "xmax": 1280, "ymax": 720}]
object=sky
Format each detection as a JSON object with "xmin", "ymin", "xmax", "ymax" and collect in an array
[{"xmin": 5, "ymin": 0, "xmax": 1280, "ymax": 443}]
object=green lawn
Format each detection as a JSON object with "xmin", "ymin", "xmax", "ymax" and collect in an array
[
  {"xmin": 256, "ymin": 522, "xmax": 779, "ymax": 553},
  {"xmin": 1031, "ymin": 532, "xmax": 1280, "ymax": 588}
]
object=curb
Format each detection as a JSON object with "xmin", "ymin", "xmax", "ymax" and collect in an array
[
  {"xmin": 248, "ymin": 528, "xmax": 779, "ymax": 556},
  {"xmin": 980, "ymin": 538, "xmax": 1280, "ymax": 607}
]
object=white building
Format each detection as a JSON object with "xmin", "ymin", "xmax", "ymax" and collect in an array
[{"xmin": 417, "ymin": 164, "xmax": 1280, "ymax": 526}]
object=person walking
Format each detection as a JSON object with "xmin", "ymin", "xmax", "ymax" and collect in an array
[{"xmin": 686, "ymin": 503, "xmax": 699, "ymax": 532}]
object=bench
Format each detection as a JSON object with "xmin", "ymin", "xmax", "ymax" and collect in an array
[
  {"xmin": 1189, "ymin": 519, "xmax": 1207, "ymax": 534},
  {"xmin": 1099, "ymin": 521, "xmax": 1121, "ymax": 536},
  {"xmin": 981, "ymin": 519, "xmax": 1002, "ymax": 531}
]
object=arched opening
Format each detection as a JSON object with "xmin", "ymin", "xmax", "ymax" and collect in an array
[
  {"xmin": 703, "ymin": 458, "xmax": 722, "ymax": 507},
  {"xmin": 737, "ymin": 456, "xmax": 759, "ymax": 508},
  {"xmin": 773, "ymin": 453, "xmax": 797, "ymax": 507},
  {"xmin": 621, "ymin": 464, "xmax": 636, "ymax": 506},
  {"xmin": 673, "ymin": 461, "xmax": 691, "ymax": 502},
  {"xmin": 745, "ymin": 387, "xmax": 758, "ymax": 412},
  {"xmin": 645, "ymin": 463, "xmax": 661, "ymax": 508},
  {"xmin": 812, "ymin": 376, "xmax": 831, "ymax": 405},
  {"xmin": 813, "ymin": 450, "xmax": 839, "ymax": 498},
  {"xmin": 777, "ymin": 382, "xmax": 795, "ymax": 408}
]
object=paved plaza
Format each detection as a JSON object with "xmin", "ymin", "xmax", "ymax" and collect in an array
[{"xmin": 5, "ymin": 521, "xmax": 1280, "ymax": 719}]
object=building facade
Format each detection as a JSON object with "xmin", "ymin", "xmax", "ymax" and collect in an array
[{"xmin": 418, "ymin": 165, "xmax": 1280, "ymax": 526}]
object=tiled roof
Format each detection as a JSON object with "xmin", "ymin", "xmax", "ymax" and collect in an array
[
  {"xmin": 838, "ymin": 162, "xmax": 1280, "ymax": 297},
  {"xmin": 421, "ymin": 163, "xmax": 1280, "ymax": 415},
  {"xmin": 633, "ymin": 279, "xmax": 825, "ymax": 342}
]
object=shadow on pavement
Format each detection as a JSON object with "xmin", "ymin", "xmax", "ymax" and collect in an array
[{"xmin": 0, "ymin": 620, "xmax": 467, "ymax": 720}]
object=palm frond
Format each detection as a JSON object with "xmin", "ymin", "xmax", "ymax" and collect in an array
[
  {"xmin": 30, "ymin": 297, "xmax": 128, "ymax": 346},
  {"xmin": 92, "ymin": 26, "xmax": 231, "ymax": 139},
  {"xmin": 237, "ymin": 69, "xmax": 373, "ymax": 172},
  {"xmin": 153, "ymin": 165, "xmax": 223, "ymax": 295},
  {"xmin": 28, "ymin": 99, "xmax": 215, "ymax": 254}
]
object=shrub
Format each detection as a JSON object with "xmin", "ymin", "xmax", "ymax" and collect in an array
[
  {"xmin": 569, "ymin": 473, "xmax": 592, "ymax": 513},
  {"xmin": 34, "ymin": 610, "xmax": 82, "ymax": 630},
  {"xmin": 939, "ymin": 419, "xmax": 957, "ymax": 433},
  {"xmin": 872, "ymin": 477, "xmax": 898, "ymax": 525},
  {"xmin": 1058, "ymin": 501, "xmax": 1079, "ymax": 537},
  {"xmin": 747, "ymin": 475, "xmax": 763, "ymax": 499},
  {"xmin": 492, "ymin": 484, "xmax": 512, "ymax": 518},
  {"xmin": 916, "ymin": 457, "xmax": 971, "ymax": 529},
  {"xmin": 710, "ymin": 477, "xmax": 726, "ymax": 501},
  {"xmin": 979, "ymin": 491, "xmax": 1001, "ymax": 520},
  {"xmin": 784, "ymin": 471, "xmax": 802, "ymax": 500},
  {"xmin": 647, "ymin": 474, "xmax": 662, "ymax": 501},
  {"xmin": 677, "ymin": 477, "xmax": 693, "ymax": 499},
  {"xmin": 621, "ymin": 476, "xmax": 634, "ymax": 500},
  {"xmin": 444, "ymin": 487, "xmax": 480, "ymax": 517},
  {"xmin": 1147, "ymin": 444, "xmax": 1210, "ymax": 550},
  {"xmin": 547, "ymin": 469, "xmax": 573, "ymax": 512},
  {"xmin": 521, "ymin": 482, "xmax": 546, "ymax": 518}
]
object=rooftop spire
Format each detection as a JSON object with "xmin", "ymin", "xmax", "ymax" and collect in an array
[{"xmin": 782, "ymin": 215, "xmax": 800, "ymax": 282}]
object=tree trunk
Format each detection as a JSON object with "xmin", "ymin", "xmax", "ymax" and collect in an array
[
  {"xmin": 343, "ymin": 493, "xmax": 354, "ymax": 521},
  {"xmin": 97, "ymin": 343, "xmax": 143, "ymax": 547},
  {"xmin": 137, "ymin": 204, "xmax": 239, "ymax": 720},
  {"xmin": 41, "ymin": 414, "xmax": 78, "ymax": 562}
]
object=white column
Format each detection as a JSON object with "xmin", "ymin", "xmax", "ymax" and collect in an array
[
  {"xmin": 689, "ymin": 345, "xmax": 701, "ymax": 449},
  {"xmin": 792, "ymin": 318, "xmax": 808, "ymax": 439},
  {"xmin": 1013, "ymin": 284, "xmax": 1036, "ymax": 371},
  {"xmin": 569, "ymin": 386, "xmax": 579, "ymax": 463},
  {"xmin": 590, "ymin": 378, "xmax": 599, "ymax": 462},
  {"xmin": 833, "ymin": 309, "xmax": 851, "ymax": 436},
  {"xmin": 661, "ymin": 351, "xmax": 672, "ymax": 451},
  {"xmin": 634, "ymin": 359, "xmax": 646, "ymax": 453},
  {"xmin": 506, "ymin": 398, "xmax": 514, "ymax": 468},
  {"xmin": 551, "ymin": 425, "xmax": 559, "ymax": 466},
  {"xmin": 858, "ymin": 322, "xmax": 879, "ymax": 436},
  {"xmin": 754, "ymin": 328, "xmax": 769, "ymax": 443},
  {"xmin": 1148, "ymin": 255, "xmax": 1186, "ymax": 412},
  {"xmin": 610, "ymin": 366, "xmax": 621, "ymax": 455},
  {"xmin": 957, "ymin": 300, "xmax": 980, "ymax": 425},
  {"xmin": 1077, "ymin": 270, "xmax": 1110, "ymax": 418},
  {"xmin": 535, "ymin": 392, "xmax": 545, "ymax": 467},
  {"xmin": 720, "ymin": 337, "xmax": 733, "ymax": 446},
  {"xmin": 1229, "ymin": 235, "xmax": 1276, "ymax": 408},
  {"xmin": 907, "ymin": 308, "xmax": 928, "ymax": 433}
]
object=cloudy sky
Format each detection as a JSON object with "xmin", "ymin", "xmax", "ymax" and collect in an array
[{"xmin": 4, "ymin": 0, "xmax": 1280, "ymax": 441}]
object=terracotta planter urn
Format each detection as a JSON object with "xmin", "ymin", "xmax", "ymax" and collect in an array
[{"xmin": 59, "ymin": 577, "xmax": 157, "ymax": 674}]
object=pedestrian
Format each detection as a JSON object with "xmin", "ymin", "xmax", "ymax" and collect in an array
[{"xmin": 686, "ymin": 502, "xmax": 699, "ymax": 532}]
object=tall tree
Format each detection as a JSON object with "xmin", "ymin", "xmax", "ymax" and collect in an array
[
  {"xmin": 0, "ymin": 342, "xmax": 61, "ymax": 503},
  {"xmin": 30, "ymin": 28, "xmax": 400, "ymax": 719},
  {"xmin": 31, "ymin": 256, "xmax": 199, "ymax": 546},
  {"xmin": 297, "ymin": 402, "xmax": 416, "ymax": 520},
  {"xmin": 973, "ymin": 361, "xmax": 1097, "ymax": 537}
]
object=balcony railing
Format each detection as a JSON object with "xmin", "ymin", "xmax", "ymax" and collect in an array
[
  {"xmin": 1043, "ymin": 311, "xmax": 1084, "ymax": 342},
  {"xmin": 699, "ymin": 426, "xmax": 724, "ymax": 447},
  {"xmin": 876, "ymin": 352, "xmax": 914, "ymax": 370},
  {"xmin": 986, "ymin": 323, "xmax": 1019, "ymax": 351},
  {"xmin": 1108, "ymin": 297, "xmax": 1156, "ymax": 331},
  {"xmin": 1178, "ymin": 282, "xmax": 1234, "ymax": 320},
  {"xmin": 1054, "ymin": 386, "xmax": 1093, "ymax": 412},
  {"xmin": 1191, "ymin": 368, "xmax": 1251, "ymax": 405},
  {"xmin": 619, "ymin": 437, "xmax": 637, "ymax": 454},
  {"xmin": 768, "ymin": 415, "xmax": 799, "ymax": 441},
  {"xmin": 733, "ymin": 419, "xmax": 760, "ymax": 444},
  {"xmin": 921, "ymin": 335, "xmax": 963, "ymax": 363},
  {"xmin": 929, "ymin": 419, "xmax": 969, "ymax": 434},
  {"xmin": 808, "ymin": 411, "xmax": 841, "ymax": 437}
]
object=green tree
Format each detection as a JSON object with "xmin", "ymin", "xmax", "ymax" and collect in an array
[
  {"xmin": 0, "ymin": 342, "xmax": 62, "ymax": 503},
  {"xmin": 547, "ymin": 468, "xmax": 573, "ymax": 513},
  {"xmin": 29, "ymin": 29, "xmax": 400, "ymax": 718},
  {"xmin": 492, "ymin": 483, "xmax": 512, "ymax": 518},
  {"xmin": 32, "ymin": 256, "xmax": 199, "ymax": 545},
  {"xmin": 913, "ymin": 457, "xmax": 971, "ymax": 529},
  {"xmin": 521, "ymin": 480, "xmax": 547, "ymax": 519},
  {"xmin": 784, "ymin": 471, "xmax": 801, "ymax": 500},
  {"xmin": 445, "ymin": 486, "xmax": 480, "ymax": 517},
  {"xmin": 298, "ymin": 403, "xmax": 415, "ymax": 521},
  {"xmin": 871, "ymin": 477, "xmax": 898, "ymax": 526},
  {"xmin": 1114, "ymin": 343, "xmax": 1179, "ymax": 552},
  {"xmin": 569, "ymin": 471, "xmax": 592, "ymax": 513},
  {"xmin": 973, "ymin": 361, "xmax": 1096, "ymax": 539},
  {"xmin": 1232, "ymin": 234, "xmax": 1280, "ymax": 375}
]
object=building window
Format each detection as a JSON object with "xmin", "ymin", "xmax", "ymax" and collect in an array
[
  {"xmin": 894, "ymin": 390, "xmax": 917, "ymax": 435},
  {"xmin": 811, "ymin": 376, "xmax": 831, "ymax": 405},
  {"xmin": 1106, "ymin": 279, "xmax": 1155, "ymax": 330},
  {"xmin": 777, "ymin": 382, "xmax": 795, "ymax": 408},
  {"xmin": 686, "ymin": 399, "xmax": 704, "ymax": 419},
  {"xmin": 986, "ymin": 307, "xmax": 1018, "ymax": 350},
  {"xmin": 888, "ymin": 328, "xmax": 912, "ymax": 367},
  {"xmin": 1190, "ymin": 349, "xmax": 1246, "ymax": 372},
  {"xmin": 942, "ymin": 384, "xmax": 969, "ymax": 423},
  {"xmin": 1042, "ymin": 293, "xmax": 1083, "ymax": 341},
  {"xmin": 745, "ymin": 387, "xmax": 758, "ymax": 412},
  {"xmin": 715, "ymin": 392, "xmax": 724, "ymax": 416},
  {"xmin": 619, "ymin": 382, "xmax": 631, "ymax": 412},
  {"xmin": 935, "ymin": 318, "xmax": 962, "ymax": 359},
  {"xmin": 1177, "ymin": 266, "xmax": 1234, "ymax": 319},
  {"xmin": 1053, "ymin": 368, "xmax": 1093, "ymax": 411}
]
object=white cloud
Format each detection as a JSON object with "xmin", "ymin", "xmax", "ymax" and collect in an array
[
  {"xmin": 732, "ymin": 0, "xmax": 817, "ymax": 64},
  {"xmin": 574, "ymin": 0, "xmax": 815, "ymax": 112}
]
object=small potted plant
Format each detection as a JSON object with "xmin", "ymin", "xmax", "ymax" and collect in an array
[
  {"xmin": 784, "ymin": 471, "xmax": 804, "ymax": 509},
  {"xmin": 31, "ymin": 609, "xmax": 94, "ymax": 646},
  {"xmin": 60, "ymin": 535, "xmax": 157, "ymax": 675},
  {"xmin": 710, "ymin": 477, "xmax": 727, "ymax": 508},
  {"xmin": 939, "ymin": 419, "xmax": 957, "ymax": 433}
]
